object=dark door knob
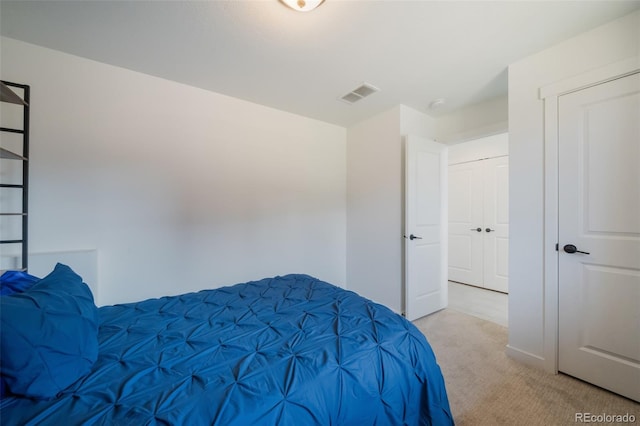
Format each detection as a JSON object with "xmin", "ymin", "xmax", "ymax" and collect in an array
[
  {"xmin": 563, "ymin": 244, "xmax": 590, "ymax": 255},
  {"xmin": 485, "ymin": 228, "xmax": 494, "ymax": 233},
  {"xmin": 409, "ymin": 234, "xmax": 422, "ymax": 240},
  {"xmin": 470, "ymin": 227, "xmax": 482, "ymax": 232}
]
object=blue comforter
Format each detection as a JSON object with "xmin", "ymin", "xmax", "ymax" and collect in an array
[{"xmin": 1, "ymin": 274, "xmax": 453, "ymax": 425}]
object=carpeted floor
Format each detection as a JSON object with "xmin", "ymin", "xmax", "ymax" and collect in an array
[{"xmin": 413, "ymin": 309, "xmax": 640, "ymax": 426}]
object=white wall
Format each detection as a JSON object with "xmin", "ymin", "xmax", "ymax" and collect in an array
[
  {"xmin": 508, "ymin": 10, "xmax": 639, "ymax": 370},
  {"xmin": 448, "ymin": 132, "xmax": 508, "ymax": 165},
  {"xmin": 435, "ymin": 96, "xmax": 508, "ymax": 144},
  {"xmin": 1, "ymin": 37, "xmax": 347, "ymax": 306},
  {"xmin": 346, "ymin": 107, "xmax": 402, "ymax": 311},
  {"xmin": 346, "ymin": 104, "xmax": 434, "ymax": 313},
  {"xmin": 399, "ymin": 105, "xmax": 437, "ymax": 139}
]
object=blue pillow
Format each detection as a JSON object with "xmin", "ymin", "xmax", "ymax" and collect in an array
[
  {"xmin": 0, "ymin": 270, "xmax": 40, "ymax": 296},
  {"xmin": 0, "ymin": 263, "xmax": 99, "ymax": 400},
  {"xmin": 0, "ymin": 271, "xmax": 41, "ymax": 399}
]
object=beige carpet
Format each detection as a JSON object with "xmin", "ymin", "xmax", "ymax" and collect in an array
[{"xmin": 413, "ymin": 309, "xmax": 640, "ymax": 426}]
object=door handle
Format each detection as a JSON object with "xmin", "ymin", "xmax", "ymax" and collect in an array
[
  {"xmin": 563, "ymin": 244, "xmax": 590, "ymax": 255},
  {"xmin": 470, "ymin": 228, "xmax": 482, "ymax": 232},
  {"xmin": 485, "ymin": 228, "xmax": 494, "ymax": 233},
  {"xmin": 409, "ymin": 234, "xmax": 422, "ymax": 240}
]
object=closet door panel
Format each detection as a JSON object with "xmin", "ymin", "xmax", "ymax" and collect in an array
[
  {"xmin": 448, "ymin": 162, "xmax": 483, "ymax": 286},
  {"xmin": 483, "ymin": 156, "xmax": 509, "ymax": 292}
]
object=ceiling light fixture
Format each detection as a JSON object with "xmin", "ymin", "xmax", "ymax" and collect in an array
[
  {"xmin": 428, "ymin": 98, "xmax": 446, "ymax": 110},
  {"xmin": 280, "ymin": 0, "xmax": 325, "ymax": 12}
]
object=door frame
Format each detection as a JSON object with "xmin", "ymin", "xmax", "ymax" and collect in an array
[{"xmin": 539, "ymin": 56, "xmax": 640, "ymax": 374}]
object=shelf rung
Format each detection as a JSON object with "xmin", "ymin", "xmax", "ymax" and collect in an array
[
  {"xmin": 0, "ymin": 240, "xmax": 24, "ymax": 244},
  {"xmin": 0, "ymin": 127, "xmax": 25, "ymax": 134},
  {"xmin": 0, "ymin": 184, "xmax": 24, "ymax": 188},
  {"xmin": 0, "ymin": 147, "xmax": 27, "ymax": 161},
  {"xmin": 0, "ymin": 213, "xmax": 28, "ymax": 216},
  {"xmin": 0, "ymin": 82, "xmax": 28, "ymax": 106}
]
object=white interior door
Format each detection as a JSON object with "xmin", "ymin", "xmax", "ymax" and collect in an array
[
  {"xmin": 558, "ymin": 72, "xmax": 640, "ymax": 402},
  {"xmin": 482, "ymin": 156, "xmax": 509, "ymax": 292},
  {"xmin": 405, "ymin": 135, "xmax": 447, "ymax": 321},
  {"xmin": 448, "ymin": 162, "xmax": 483, "ymax": 286}
]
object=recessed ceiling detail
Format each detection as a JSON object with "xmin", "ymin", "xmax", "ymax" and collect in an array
[{"xmin": 339, "ymin": 83, "xmax": 380, "ymax": 105}]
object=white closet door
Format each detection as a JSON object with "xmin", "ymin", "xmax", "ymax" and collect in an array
[
  {"xmin": 448, "ymin": 162, "xmax": 483, "ymax": 286},
  {"xmin": 447, "ymin": 157, "xmax": 509, "ymax": 293},
  {"xmin": 483, "ymin": 156, "xmax": 509, "ymax": 292}
]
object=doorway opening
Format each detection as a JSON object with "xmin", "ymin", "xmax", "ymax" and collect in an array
[{"xmin": 446, "ymin": 132, "xmax": 509, "ymax": 327}]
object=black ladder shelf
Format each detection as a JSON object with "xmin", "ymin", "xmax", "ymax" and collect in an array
[{"xmin": 1, "ymin": 80, "xmax": 30, "ymax": 272}]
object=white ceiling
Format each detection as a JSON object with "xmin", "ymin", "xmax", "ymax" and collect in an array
[{"xmin": 1, "ymin": 0, "xmax": 639, "ymax": 127}]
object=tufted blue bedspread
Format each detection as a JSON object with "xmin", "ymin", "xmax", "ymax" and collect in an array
[{"xmin": 1, "ymin": 274, "xmax": 453, "ymax": 425}]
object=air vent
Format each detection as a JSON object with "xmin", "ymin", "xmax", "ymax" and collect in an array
[{"xmin": 339, "ymin": 83, "xmax": 380, "ymax": 104}]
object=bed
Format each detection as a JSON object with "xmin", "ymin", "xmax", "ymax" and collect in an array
[{"xmin": 1, "ymin": 264, "xmax": 453, "ymax": 425}]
